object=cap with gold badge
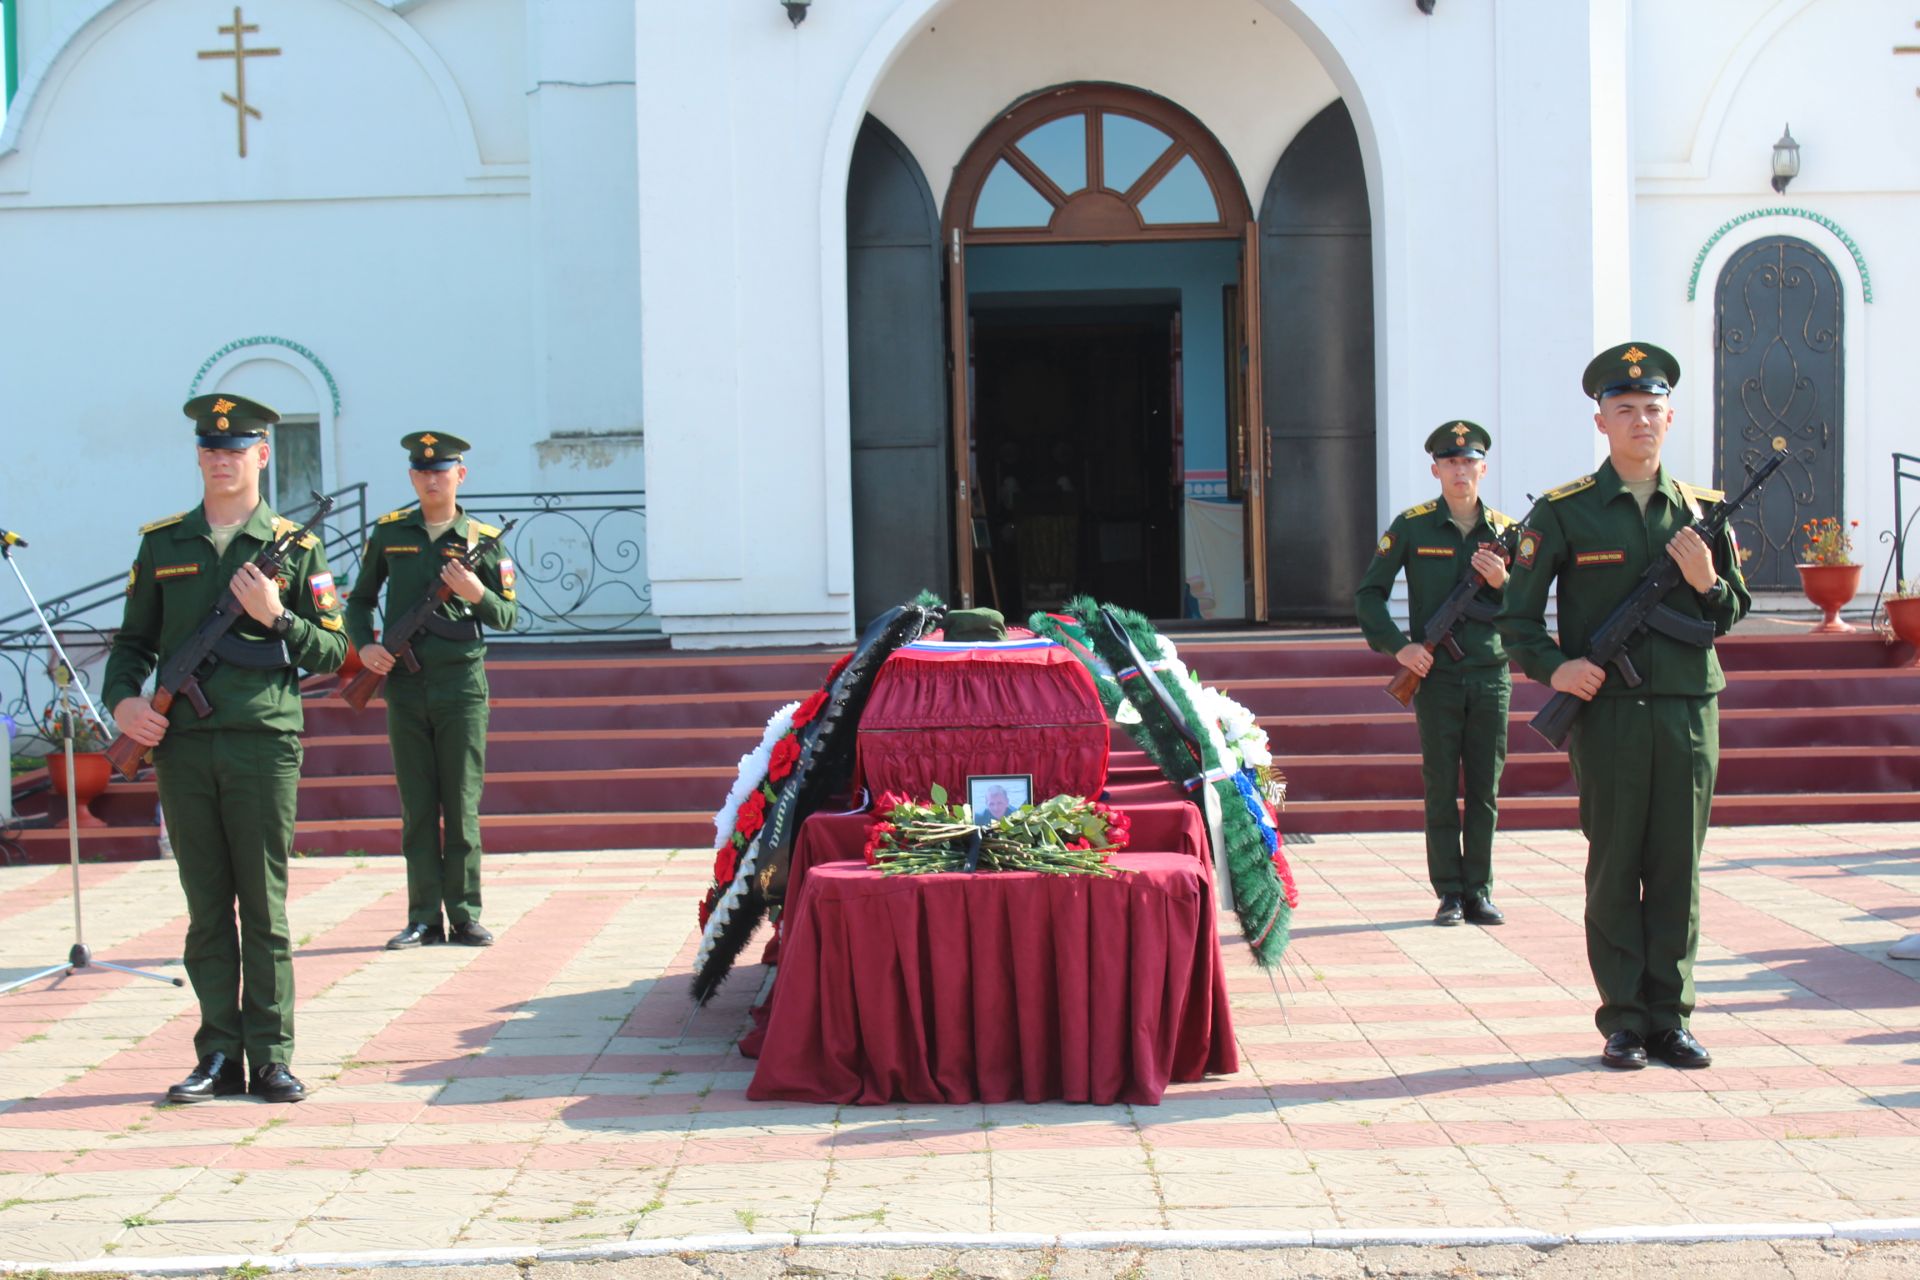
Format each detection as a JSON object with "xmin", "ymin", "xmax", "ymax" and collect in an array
[
  {"xmin": 1582, "ymin": 341, "xmax": 1681, "ymax": 402},
  {"xmin": 184, "ymin": 393, "xmax": 279, "ymax": 450},
  {"xmin": 1424, "ymin": 420, "xmax": 1491, "ymax": 460},
  {"xmin": 401, "ymin": 431, "xmax": 471, "ymax": 472}
]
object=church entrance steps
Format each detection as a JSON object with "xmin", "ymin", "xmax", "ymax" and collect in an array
[{"xmin": 5, "ymin": 629, "xmax": 1912, "ymax": 863}]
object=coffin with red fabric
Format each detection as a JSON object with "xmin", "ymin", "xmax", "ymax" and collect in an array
[{"xmin": 854, "ymin": 630, "xmax": 1110, "ymax": 804}]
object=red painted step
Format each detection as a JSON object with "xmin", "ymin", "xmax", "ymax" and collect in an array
[{"xmin": 8, "ymin": 629, "xmax": 1915, "ymax": 863}]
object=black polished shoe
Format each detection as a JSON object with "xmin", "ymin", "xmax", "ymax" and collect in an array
[
  {"xmin": 1648, "ymin": 1028, "xmax": 1712, "ymax": 1070},
  {"xmin": 1463, "ymin": 894, "xmax": 1506, "ymax": 926},
  {"xmin": 385, "ymin": 921, "xmax": 445, "ymax": 950},
  {"xmin": 1433, "ymin": 894, "xmax": 1464, "ymax": 926},
  {"xmin": 164, "ymin": 1052, "xmax": 246, "ymax": 1104},
  {"xmin": 449, "ymin": 920, "xmax": 494, "ymax": 947},
  {"xmin": 251, "ymin": 1063, "xmax": 308, "ymax": 1103},
  {"xmin": 1601, "ymin": 1030, "xmax": 1648, "ymax": 1070}
]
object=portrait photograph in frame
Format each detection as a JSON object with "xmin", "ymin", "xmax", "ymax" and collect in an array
[{"xmin": 968, "ymin": 773, "xmax": 1033, "ymax": 824}]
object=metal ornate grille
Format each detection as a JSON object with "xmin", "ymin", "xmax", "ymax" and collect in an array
[{"xmin": 1713, "ymin": 236, "xmax": 1844, "ymax": 592}]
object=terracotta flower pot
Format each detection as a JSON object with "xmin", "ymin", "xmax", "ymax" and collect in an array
[
  {"xmin": 1886, "ymin": 596, "xmax": 1920, "ymax": 668},
  {"xmin": 47, "ymin": 749, "xmax": 111, "ymax": 828},
  {"xmin": 1796, "ymin": 563, "xmax": 1862, "ymax": 634}
]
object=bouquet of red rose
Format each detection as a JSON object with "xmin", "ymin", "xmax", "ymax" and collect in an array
[{"xmin": 864, "ymin": 785, "xmax": 1131, "ymax": 877}]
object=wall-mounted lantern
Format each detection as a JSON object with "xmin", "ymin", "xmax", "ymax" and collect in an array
[{"xmin": 1771, "ymin": 124, "xmax": 1801, "ymax": 194}]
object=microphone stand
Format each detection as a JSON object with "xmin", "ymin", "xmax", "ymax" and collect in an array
[{"xmin": 0, "ymin": 535, "xmax": 183, "ymax": 995}]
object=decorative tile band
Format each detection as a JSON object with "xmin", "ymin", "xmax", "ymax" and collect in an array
[
  {"xmin": 188, "ymin": 335, "xmax": 342, "ymax": 413},
  {"xmin": 1686, "ymin": 207, "xmax": 1873, "ymax": 303}
]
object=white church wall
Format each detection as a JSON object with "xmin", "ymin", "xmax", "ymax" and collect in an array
[
  {"xmin": 0, "ymin": 0, "xmax": 543, "ymax": 621},
  {"xmin": 1631, "ymin": 0, "xmax": 1920, "ymax": 593}
]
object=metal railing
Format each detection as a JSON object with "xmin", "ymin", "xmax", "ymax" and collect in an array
[
  {"xmin": 1868, "ymin": 451, "xmax": 1920, "ymax": 636},
  {"xmin": 0, "ymin": 483, "xmax": 368, "ymax": 757},
  {"xmin": 457, "ymin": 490, "xmax": 655, "ymax": 638}
]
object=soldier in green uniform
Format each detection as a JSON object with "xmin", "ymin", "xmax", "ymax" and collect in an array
[
  {"xmin": 345, "ymin": 433, "xmax": 517, "ymax": 950},
  {"xmin": 1355, "ymin": 421, "xmax": 1516, "ymax": 927},
  {"xmin": 1497, "ymin": 343, "xmax": 1749, "ymax": 1071},
  {"xmin": 105, "ymin": 394, "xmax": 348, "ymax": 1104}
]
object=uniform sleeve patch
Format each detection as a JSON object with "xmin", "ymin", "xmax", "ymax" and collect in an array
[
  {"xmin": 1414, "ymin": 546, "xmax": 1455, "ymax": 558},
  {"xmin": 1574, "ymin": 550, "xmax": 1626, "ymax": 567},
  {"xmin": 309, "ymin": 572, "xmax": 340, "ymax": 612},
  {"xmin": 319, "ymin": 615, "xmax": 344, "ymax": 631},
  {"xmin": 155, "ymin": 563, "xmax": 201, "ymax": 581},
  {"xmin": 126, "ymin": 562, "xmax": 139, "ymax": 596},
  {"xmin": 1376, "ymin": 533, "xmax": 1396, "ymax": 557},
  {"xmin": 499, "ymin": 557, "xmax": 516, "ymax": 597},
  {"xmin": 1516, "ymin": 530, "xmax": 1541, "ymax": 569}
]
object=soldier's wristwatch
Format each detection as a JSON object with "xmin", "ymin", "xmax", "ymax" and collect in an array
[{"xmin": 270, "ymin": 609, "xmax": 295, "ymax": 637}]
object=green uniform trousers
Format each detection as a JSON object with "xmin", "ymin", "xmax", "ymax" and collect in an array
[
  {"xmin": 385, "ymin": 661, "xmax": 489, "ymax": 928},
  {"xmin": 153, "ymin": 729, "xmax": 301, "ymax": 1070},
  {"xmin": 1412, "ymin": 668, "xmax": 1509, "ymax": 897},
  {"xmin": 1567, "ymin": 694, "xmax": 1718, "ymax": 1037}
]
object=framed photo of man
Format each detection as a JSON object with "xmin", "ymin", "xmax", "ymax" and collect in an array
[{"xmin": 968, "ymin": 774, "xmax": 1032, "ymax": 824}]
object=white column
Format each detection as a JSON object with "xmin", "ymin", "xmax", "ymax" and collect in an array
[
  {"xmin": 1490, "ymin": 0, "xmax": 1630, "ymax": 502},
  {"xmin": 527, "ymin": 0, "xmax": 644, "ymax": 444},
  {"xmin": 635, "ymin": 3, "xmax": 863, "ymax": 648}
]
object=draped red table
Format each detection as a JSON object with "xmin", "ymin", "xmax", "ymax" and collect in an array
[{"xmin": 745, "ymin": 803, "xmax": 1238, "ymax": 1105}]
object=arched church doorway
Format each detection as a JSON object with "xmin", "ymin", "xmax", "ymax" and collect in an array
[
  {"xmin": 946, "ymin": 83, "xmax": 1255, "ymax": 622},
  {"xmin": 846, "ymin": 82, "xmax": 1377, "ymax": 624},
  {"xmin": 1712, "ymin": 235, "xmax": 1844, "ymax": 593}
]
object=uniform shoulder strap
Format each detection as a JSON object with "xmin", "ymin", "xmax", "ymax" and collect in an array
[
  {"xmin": 137, "ymin": 511, "xmax": 187, "ymax": 535},
  {"xmin": 1544, "ymin": 475, "xmax": 1596, "ymax": 502},
  {"xmin": 271, "ymin": 515, "xmax": 322, "ymax": 549},
  {"xmin": 1400, "ymin": 499, "xmax": 1439, "ymax": 519},
  {"xmin": 376, "ymin": 506, "xmax": 417, "ymax": 526}
]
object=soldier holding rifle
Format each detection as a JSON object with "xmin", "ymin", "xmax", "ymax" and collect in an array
[
  {"xmin": 1497, "ymin": 343, "xmax": 1751, "ymax": 1072},
  {"xmin": 103, "ymin": 394, "xmax": 348, "ymax": 1104},
  {"xmin": 1355, "ymin": 421, "xmax": 1516, "ymax": 928},
  {"xmin": 345, "ymin": 433, "xmax": 517, "ymax": 951}
]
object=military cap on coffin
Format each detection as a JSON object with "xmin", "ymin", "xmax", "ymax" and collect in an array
[{"xmin": 942, "ymin": 607, "xmax": 1009, "ymax": 641}]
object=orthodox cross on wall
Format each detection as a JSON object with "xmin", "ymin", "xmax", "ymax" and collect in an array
[
  {"xmin": 1898, "ymin": 19, "xmax": 1920, "ymax": 98},
  {"xmin": 198, "ymin": 6, "xmax": 281, "ymax": 158}
]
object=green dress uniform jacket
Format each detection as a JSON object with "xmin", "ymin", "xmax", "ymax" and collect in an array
[
  {"xmin": 1355, "ymin": 498, "xmax": 1515, "ymax": 898},
  {"xmin": 1496, "ymin": 458, "xmax": 1751, "ymax": 1037},
  {"xmin": 102, "ymin": 501, "xmax": 348, "ymax": 1072},
  {"xmin": 344, "ymin": 506, "xmax": 517, "ymax": 930}
]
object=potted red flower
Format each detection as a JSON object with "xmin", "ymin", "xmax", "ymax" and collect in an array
[
  {"xmin": 1881, "ymin": 580, "xmax": 1920, "ymax": 668},
  {"xmin": 39, "ymin": 703, "xmax": 113, "ymax": 828},
  {"xmin": 1796, "ymin": 517, "xmax": 1862, "ymax": 633}
]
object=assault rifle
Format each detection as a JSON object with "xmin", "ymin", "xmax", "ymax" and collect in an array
[
  {"xmin": 1386, "ymin": 515, "xmax": 1526, "ymax": 707},
  {"xmin": 1529, "ymin": 449, "xmax": 1786, "ymax": 749},
  {"xmin": 338, "ymin": 517, "xmax": 516, "ymax": 710},
  {"xmin": 104, "ymin": 493, "xmax": 336, "ymax": 781}
]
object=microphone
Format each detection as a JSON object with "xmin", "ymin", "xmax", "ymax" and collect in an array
[{"xmin": 0, "ymin": 529, "xmax": 26, "ymax": 549}]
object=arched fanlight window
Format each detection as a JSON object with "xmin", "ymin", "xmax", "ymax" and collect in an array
[{"xmin": 950, "ymin": 84, "xmax": 1250, "ymax": 242}]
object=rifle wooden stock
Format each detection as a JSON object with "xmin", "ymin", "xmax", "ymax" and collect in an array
[
  {"xmin": 338, "ymin": 641, "xmax": 423, "ymax": 709},
  {"xmin": 102, "ymin": 687, "xmax": 175, "ymax": 781},
  {"xmin": 1385, "ymin": 661, "xmax": 1424, "ymax": 707},
  {"xmin": 338, "ymin": 664, "xmax": 383, "ymax": 711}
]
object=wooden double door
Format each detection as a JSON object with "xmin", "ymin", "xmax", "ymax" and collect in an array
[{"xmin": 847, "ymin": 92, "xmax": 1375, "ymax": 624}]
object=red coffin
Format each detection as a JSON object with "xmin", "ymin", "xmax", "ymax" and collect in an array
[{"xmin": 854, "ymin": 630, "xmax": 1110, "ymax": 804}]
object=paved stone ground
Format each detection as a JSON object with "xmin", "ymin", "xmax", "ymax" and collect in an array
[{"xmin": 0, "ymin": 822, "xmax": 1916, "ymax": 1268}]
